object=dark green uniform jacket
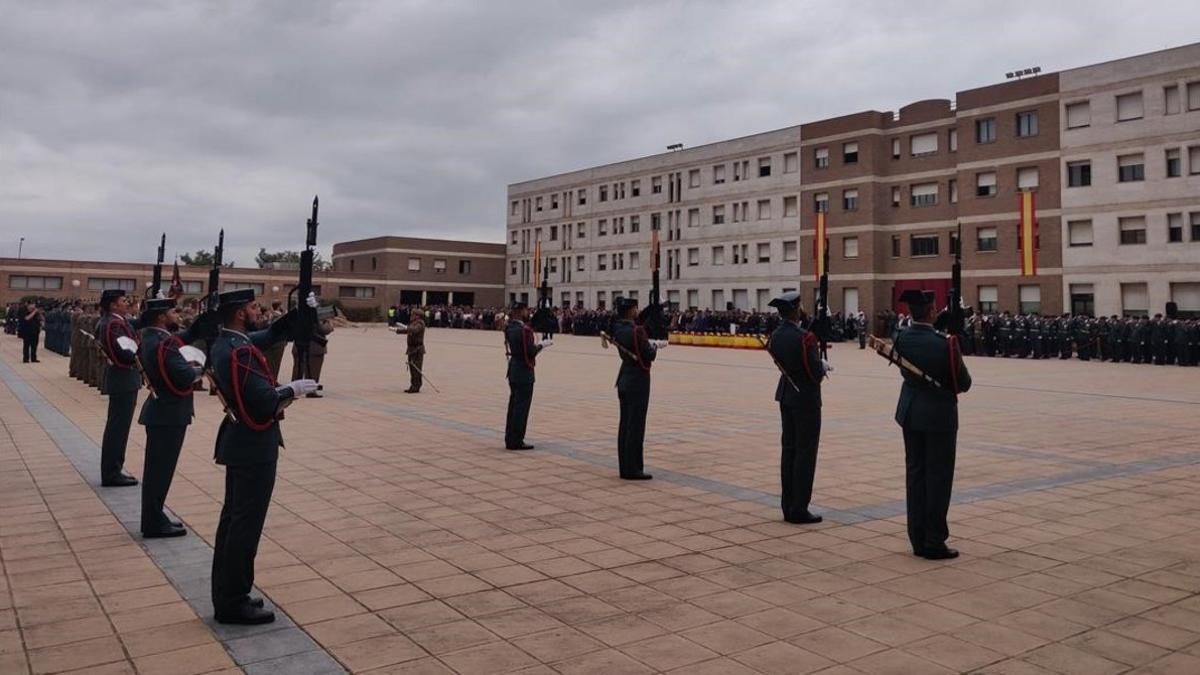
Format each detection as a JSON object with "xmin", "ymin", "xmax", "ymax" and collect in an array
[
  {"xmin": 211, "ymin": 328, "xmax": 294, "ymax": 466},
  {"xmin": 893, "ymin": 323, "xmax": 973, "ymax": 432},
  {"xmin": 96, "ymin": 313, "xmax": 142, "ymax": 393},
  {"xmin": 137, "ymin": 327, "xmax": 200, "ymax": 427},
  {"xmin": 767, "ymin": 321, "xmax": 824, "ymax": 409},
  {"xmin": 505, "ymin": 320, "xmax": 542, "ymax": 385}
]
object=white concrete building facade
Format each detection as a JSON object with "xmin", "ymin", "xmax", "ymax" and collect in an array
[{"xmin": 1060, "ymin": 43, "xmax": 1200, "ymax": 318}]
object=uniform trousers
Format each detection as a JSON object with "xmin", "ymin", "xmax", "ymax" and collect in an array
[
  {"xmin": 779, "ymin": 404, "xmax": 820, "ymax": 519},
  {"xmin": 408, "ymin": 354, "xmax": 424, "ymax": 391},
  {"xmin": 903, "ymin": 428, "xmax": 957, "ymax": 552},
  {"xmin": 101, "ymin": 390, "xmax": 137, "ymax": 478},
  {"xmin": 292, "ymin": 351, "xmax": 325, "ymax": 383},
  {"xmin": 141, "ymin": 425, "xmax": 186, "ymax": 532},
  {"xmin": 504, "ymin": 382, "xmax": 534, "ymax": 446},
  {"xmin": 617, "ymin": 384, "xmax": 650, "ymax": 476},
  {"xmin": 211, "ymin": 461, "xmax": 277, "ymax": 614},
  {"xmin": 22, "ymin": 335, "xmax": 39, "ymax": 362}
]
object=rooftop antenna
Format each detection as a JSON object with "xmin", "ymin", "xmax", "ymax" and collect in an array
[{"xmin": 1005, "ymin": 66, "xmax": 1042, "ymax": 80}]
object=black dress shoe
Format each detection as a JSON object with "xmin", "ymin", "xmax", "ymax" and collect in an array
[
  {"xmin": 101, "ymin": 472, "xmax": 138, "ymax": 487},
  {"xmin": 215, "ymin": 604, "xmax": 275, "ymax": 625},
  {"xmin": 31, "ymin": 359, "xmax": 41, "ymax": 363},
  {"xmin": 784, "ymin": 511, "xmax": 823, "ymax": 524},
  {"xmin": 142, "ymin": 524, "xmax": 187, "ymax": 539},
  {"xmin": 248, "ymin": 596, "xmax": 265, "ymax": 608},
  {"xmin": 920, "ymin": 547, "xmax": 960, "ymax": 560},
  {"xmin": 621, "ymin": 472, "xmax": 653, "ymax": 480},
  {"xmin": 507, "ymin": 443, "xmax": 534, "ymax": 450},
  {"xmin": 306, "ymin": 391, "xmax": 323, "ymax": 398},
  {"xmin": 404, "ymin": 388, "xmax": 419, "ymax": 394}
]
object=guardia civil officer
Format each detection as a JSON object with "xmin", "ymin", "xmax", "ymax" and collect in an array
[
  {"xmin": 96, "ymin": 289, "xmax": 141, "ymax": 487},
  {"xmin": 209, "ymin": 288, "xmax": 318, "ymax": 624},
  {"xmin": 893, "ymin": 290, "xmax": 972, "ymax": 560},
  {"xmin": 766, "ymin": 292, "xmax": 828, "ymax": 524},
  {"xmin": 612, "ymin": 297, "xmax": 663, "ymax": 480},
  {"xmin": 504, "ymin": 301, "xmax": 550, "ymax": 450},
  {"xmin": 135, "ymin": 298, "xmax": 215, "ymax": 537},
  {"xmin": 395, "ymin": 309, "xmax": 427, "ymax": 393}
]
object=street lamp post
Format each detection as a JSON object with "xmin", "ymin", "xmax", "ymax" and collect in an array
[{"xmin": 18, "ymin": 237, "xmax": 24, "ymax": 259}]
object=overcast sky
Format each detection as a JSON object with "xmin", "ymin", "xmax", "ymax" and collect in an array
[{"xmin": 4, "ymin": 0, "xmax": 1199, "ymax": 266}]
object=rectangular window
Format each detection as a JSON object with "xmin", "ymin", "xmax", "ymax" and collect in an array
[
  {"xmin": 577, "ymin": 222, "xmax": 586, "ymax": 238},
  {"xmin": 910, "ymin": 234, "xmax": 939, "ymax": 257},
  {"xmin": 1068, "ymin": 219, "xmax": 1093, "ymax": 247},
  {"xmin": 1017, "ymin": 167, "xmax": 1039, "ymax": 191},
  {"xmin": 651, "ymin": 176, "xmax": 663, "ymax": 194},
  {"xmin": 453, "ymin": 259, "xmax": 470, "ymax": 276},
  {"xmin": 549, "ymin": 225, "xmax": 558, "ymax": 241},
  {"xmin": 977, "ymin": 226, "xmax": 998, "ymax": 252},
  {"xmin": 598, "ymin": 219, "xmax": 607, "ymax": 236},
  {"xmin": 975, "ymin": 117, "xmax": 996, "ymax": 143},
  {"xmin": 1121, "ymin": 282, "xmax": 1149, "ymax": 317},
  {"xmin": 338, "ymin": 286, "xmax": 375, "ymax": 299},
  {"xmin": 1165, "ymin": 85, "xmax": 1181, "ymax": 114},
  {"xmin": 842, "ymin": 188, "xmax": 859, "ymax": 211},
  {"xmin": 843, "ymin": 236, "xmax": 859, "ymax": 259},
  {"xmin": 1119, "ymin": 216, "xmax": 1147, "ymax": 245},
  {"xmin": 630, "ymin": 215, "xmax": 640, "ymax": 233},
  {"xmin": 598, "ymin": 185, "xmax": 608, "ymax": 202},
  {"xmin": 1166, "ymin": 148, "xmax": 1181, "ymax": 177},
  {"xmin": 712, "ymin": 164, "xmax": 726, "ymax": 184},
  {"xmin": 711, "ymin": 246, "xmax": 725, "ymax": 265},
  {"xmin": 842, "ymin": 142, "xmax": 858, "ymax": 164},
  {"xmin": 1116, "ymin": 92, "xmax": 1144, "ymax": 121},
  {"xmin": 910, "ymin": 182, "xmax": 938, "ymax": 207},
  {"xmin": 577, "ymin": 188, "xmax": 587, "ymax": 205},
  {"xmin": 1067, "ymin": 160, "xmax": 1092, "ymax": 187},
  {"xmin": 433, "ymin": 259, "xmax": 447, "ymax": 274},
  {"xmin": 891, "ymin": 186, "xmax": 901, "ymax": 207},
  {"xmin": 1171, "ymin": 282, "xmax": 1200, "ymax": 318},
  {"xmin": 8, "ymin": 275, "xmax": 63, "ymax": 290},
  {"xmin": 510, "ymin": 261, "xmax": 518, "ymax": 276},
  {"xmin": 1190, "ymin": 146, "xmax": 1200, "ymax": 175},
  {"xmin": 1016, "ymin": 111, "xmax": 1039, "ymax": 137},
  {"xmin": 1189, "ymin": 82, "xmax": 1200, "ymax": 110},
  {"xmin": 575, "ymin": 255, "xmax": 584, "ymax": 272},
  {"xmin": 891, "ymin": 235, "xmax": 901, "ymax": 258},
  {"xmin": 1117, "ymin": 153, "xmax": 1145, "ymax": 182},
  {"xmin": 978, "ymin": 286, "xmax": 999, "ymax": 314},
  {"xmin": 757, "ymin": 199, "xmax": 771, "ymax": 220},
  {"xmin": 630, "ymin": 252, "xmax": 640, "ymax": 270},
  {"xmin": 1192, "ymin": 212, "xmax": 1200, "ymax": 241},
  {"xmin": 910, "ymin": 132, "xmax": 937, "ymax": 156},
  {"xmin": 712, "ymin": 205, "xmax": 725, "ymax": 225},
  {"xmin": 783, "ymin": 196, "xmax": 798, "ymax": 218},
  {"xmin": 949, "ymin": 128, "xmax": 958, "ymax": 152},
  {"xmin": 550, "ymin": 194, "xmax": 558, "ymax": 210},
  {"xmin": 223, "ymin": 282, "xmax": 264, "ymax": 295},
  {"xmin": 783, "ymin": 240, "xmax": 798, "ymax": 261},
  {"xmin": 687, "ymin": 247, "xmax": 699, "ymax": 266},
  {"xmin": 757, "ymin": 242, "xmax": 771, "ymax": 263},
  {"xmin": 758, "ymin": 157, "xmax": 771, "ymax": 177},
  {"xmin": 1066, "ymin": 101, "xmax": 1090, "ymax": 129},
  {"xmin": 688, "ymin": 208, "xmax": 699, "ymax": 227},
  {"xmin": 814, "ymin": 147, "xmax": 829, "ymax": 169},
  {"xmin": 688, "ymin": 169, "xmax": 700, "ymax": 188},
  {"xmin": 976, "ymin": 171, "xmax": 997, "ymax": 197},
  {"xmin": 407, "ymin": 257, "xmax": 421, "ymax": 272},
  {"xmin": 535, "ymin": 196, "xmax": 543, "ymax": 211},
  {"xmin": 949, "ymin": 179, "xmax": 958, "ymax": 204},
  {"xmin": 891, "ymin": 138, "xmax": 901, "ymax": 159},
  {"xmin": 181, "ymin": 280, "xmax": 203, "ymax": 294},
  {"xmin": 597, "ymin": 254, "xmax": 607, "ymax": 271},
  {"xmin": 1018, "ymin": 285, "xmax": 1041, "ymax": 315},
  {"xmin": 87, "ymin": 278, "xmax": 135, "ymax": 291},
  {"xmin": 784, "ymin": 152, "xmax": 798, "ymax": 173},
  {"xmin": 510, "ymin": 201, "xmax": 519, "ymax": 216},
  {"xmin": 814, "ymin": 192, "xmax": 828, "ymax": 213},
  {"xmin": 1168, "ymin": 213, "xmax": 1184, "ymax": 243}
]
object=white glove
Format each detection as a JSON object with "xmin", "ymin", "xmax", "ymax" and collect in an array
[
  {"xmin": 395, "ymin": 323, "xmax": 408, "ymax": 331},
  {"xmin": 155, "ymin": 290, "xmax": 167, "ymax": 300},
  {"xmin": 306, "ymin": 292, "xmax": 319, "ymax": 308},
  {"xmin": 538, "ymin": 339, "xmax": 554, "ymax": 348},
  {"xmin": 285, "ymin": 379, "xmax": 319, "ymax": 397},
  {"xmin": 652, "ymin": 340, "xmax": 669, "ymax": 349},
  {"xmin": 821, "ymin": 359, "xmax": 833, "ymax": 374}
]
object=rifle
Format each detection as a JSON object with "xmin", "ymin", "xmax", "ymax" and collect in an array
[
  {"xmin": 206, "ymin": 230, "xmax": 224, "ymax": 314},
  {"xmin": 812, "ymin": 236, "xmax": 831, "ymax": 361},
  {"xmin": 638, "ymin": 228, "xmax": 670, "ymax": 340},
  {"xmin": 936, "ymin": 221, "xmax": 966, "ymax": 337},
  {"xmin": 148, "ymin": 233, "xmax": 165, "ymax": 304},
  {"xmin": 288, "ymin": 196, "xmax": 321, "ymax": 384}
]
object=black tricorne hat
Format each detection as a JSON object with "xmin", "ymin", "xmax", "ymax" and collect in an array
[
  {"xmin": 898, "ymin": 289, "xmax": 935, "ymax": 309},
  {"xmin": 218, "ymin": 288, "xmax": 255, "ymax": 309},
  {"xmin": 615, "ymin": 296, "xmax": 638, "ymax": 313},
  {"xmin": 99, "ymin": 289, "xmax": 126, "ymax": 308},
  {"xmin": 767, "ymin": 291, "xmax": 802, "ymax": 311}
]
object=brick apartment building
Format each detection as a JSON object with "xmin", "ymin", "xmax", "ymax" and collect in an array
[
  {"xmin": 506, "ymin": 43, "xmax": 1200, "ymax": 320},
  {"xmin": 2, "ymin": 236, "xmax": 505, "ymax": 312}
]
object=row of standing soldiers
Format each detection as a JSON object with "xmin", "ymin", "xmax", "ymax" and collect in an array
[{"xmin": 955, "ymin": 313, "xmax": 1200, "ymax": 366}]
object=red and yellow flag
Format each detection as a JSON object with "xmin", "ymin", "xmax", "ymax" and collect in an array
[
  {"xmin": 533, "ymin": 240, "xmax": 542, "ymax": 287},
  {"xmin": 814, "ymin": 211, "xmax": 827, "ymax": 281},
  {"xmin": 1018, "ymin": 192, "xmax": 1037, "ymax": 276}
]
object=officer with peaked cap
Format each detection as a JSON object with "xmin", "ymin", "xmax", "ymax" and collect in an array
[
  {"xmin": 612, "ymin": 296, "xmax": 663, "ymax": 480},
  {"xmin": 504, "ymin": 301, "xmax": 550, "ymax": 450},
  {"xmin": 766, "ymin": 291, "xmax": 828, "ymax": 524},
  {"xmin": 893, "ymin": 289, "xmax": 972, "ymax": 560},
  {"xmin": 136, "ymin": 298, "xmax": 215, "ymax": 538},
  {"xmin": 209, "ymin": 287, "xmax": 319, "ymax": 624},
  {"xmin": 95, "ymin": 289, "xmax": 141, "ymax": 487}
]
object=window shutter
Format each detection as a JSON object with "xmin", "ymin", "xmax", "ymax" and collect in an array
[
  {"xmin": 979, "ymin": 286, "xmax": 998, "ymax": 303},
  {"xmin": 1017, "ymin": 167, "xmax": 1039, "ymax": 189},
  {"xmin": 1172, "ymin": 283, "xmax": 1200, "ymax": 311},
  {"xmin": 911, "ymin": 183, "xmax": 938, "ymax": 197},
  {"xmin": 1116, "ymin": 93, "xmax": 1143, "ymax": 120},
  {"xmin": 910, "ymin": 133, "xmax": 938, "ymax": 155},
  {"xmin": 977, "ymin": 172, "xmax": 997, "ymax": 187},
  {"xmin": 1068, "ymin": 220, "xmax": 1093, "ymax": 245},
  {"xmin": 1065, "ymin": 102, "xmax": 1090, "ymax": 128},
  {"xmin": 1122, "ymin": 283, "xmax": 1149, "ymax": 312}
]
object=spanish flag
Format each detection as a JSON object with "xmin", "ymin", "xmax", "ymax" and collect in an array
[
  {"xmin": 814, "ymin": 211, "xmax": 827, "ymax": 281},
  {"xmin": 1018, "ymin": 192, "xmax": 1037, "ymax": 276},
  {"xmin": 533, "ymin": 240, "xmax": 542, "ymax": 287}
]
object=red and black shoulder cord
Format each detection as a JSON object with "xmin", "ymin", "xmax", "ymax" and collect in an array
[
  {"xmin": 947, "ymin": 334, "xmax": 962, "ymax": 394},
  {"xmin": 631, "ymin": 325, "xmax": 651, "ymax": 373},
  {"xmin": 230, "ymin": 344, "xmax": 278, "ymax": 432},
  {"xmin": 104, "ymin": 318, "xmax": 137, "ymax": 369},
  {"xmin": 156, "ymin": 335, "xmax": 193, "ymax": 398},
  {"xmin": 800, "ymin": 331, "xmax": 821, "ymax": 384},
  {"xmin": 521, "ymin": 324, "xmax": 536, "ymax": 369}
]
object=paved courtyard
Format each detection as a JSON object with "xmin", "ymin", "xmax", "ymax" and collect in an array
[{"xmin": 2, "ymin": 325, "xmax": 1200, "ymax": 674}]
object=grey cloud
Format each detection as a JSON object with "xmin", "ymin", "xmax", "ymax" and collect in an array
[{"xmin": 3, "ymin": 0, "xmax": 1199, "ymax": 264}]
